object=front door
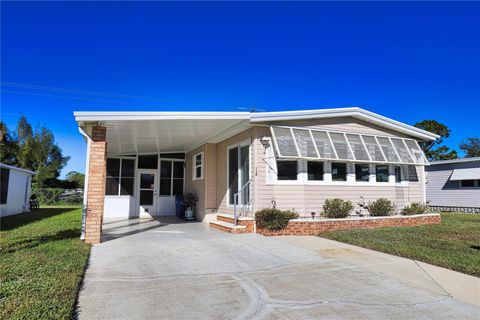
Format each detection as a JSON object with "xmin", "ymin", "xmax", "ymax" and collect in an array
[{"xmin": 137, "ymin": 169, "xmax": 158, "ymax": 218}]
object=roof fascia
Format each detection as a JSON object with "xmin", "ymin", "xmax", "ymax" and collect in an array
[
  {"xmin": 74, "ymin": 111, "xmax": 250, "ymax": 122},
  {"xmin": 250, "ymin": 107, "xmax": 440, "ymax": 141}
]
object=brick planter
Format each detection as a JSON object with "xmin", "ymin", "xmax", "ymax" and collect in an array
[{"xmin": 256, "ymin": 214, "xmax": 441, "ymax": 236}]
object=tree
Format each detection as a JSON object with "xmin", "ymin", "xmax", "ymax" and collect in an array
[
  {"xmin": 65, "ymin": 171, "xmax": 85, "ymax": 189},
  {"xmin": 414, "ymin": 120, "xmax": 458, "ymax": 161},
  {"xmin": 459, "ymin": 137, "xmax": 480, "ymax": 158},
  {"xmin": 1, "ymin": 116, "xmax": 70, "ymax": 187},
  {"xmin": 0, "ymin": 121, "xmax": 18, "ymax": 165}
]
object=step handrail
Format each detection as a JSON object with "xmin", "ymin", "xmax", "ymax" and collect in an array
[{"xmin": 233, "ymin": 180, "xmax": 250, "ymax": 225}]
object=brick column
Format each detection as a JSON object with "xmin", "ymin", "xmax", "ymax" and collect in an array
[{"xmin": 84, "ymin": 126, "xmax": 107, "ymax": 244}]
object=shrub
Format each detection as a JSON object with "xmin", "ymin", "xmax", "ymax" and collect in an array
[
  {"xmin": 322, "ymin": 198, "xmax": 353, "ymax": 218},
  {"xmin": 368, "ymin": 198, "xmax": 395, "ymax": 216},
  {"xmin": 403, "ymin": 202, "xmax": 429, "ymax": 215},
  {"xmin": 255, "ymin": 208, "xmax": 299, "ymax": 230}
]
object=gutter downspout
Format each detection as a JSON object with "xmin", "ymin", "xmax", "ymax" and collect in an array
[{"xmin": 78, "ymin": 126, "xmax": 92, "ymax": 240}]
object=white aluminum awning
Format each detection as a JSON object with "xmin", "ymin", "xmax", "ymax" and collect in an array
[
  {"xmin": 450, "ymin": 168, "xmax": 480, "ymax": 180},
  {"xmin": 270, "ymin": 125, "xmax": 429, "ymax": 165}
]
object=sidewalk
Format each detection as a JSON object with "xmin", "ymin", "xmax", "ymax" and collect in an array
[{"xmin": 278, "ymin": 236, "xmax": 480, "ymax": 307}]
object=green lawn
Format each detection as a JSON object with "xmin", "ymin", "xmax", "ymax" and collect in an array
[
  {"xmin": 319, "ymin": 213, "xmax": 480, "ymax": 277},
  {"xmin": 1, "ymin": 207, "xmax": 90, "ymax": 320}
]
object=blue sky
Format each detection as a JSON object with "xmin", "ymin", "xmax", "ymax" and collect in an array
[{"xmin": 2, "ymin": 2, "xmax": 479, "ymax": 177}]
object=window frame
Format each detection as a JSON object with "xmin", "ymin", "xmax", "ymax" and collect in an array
[
  {"xmin": 105, "ymin": 157, "xmax": 136, "ymax": 196},
  {"xmin": 192, "ymin": 152, "xmax": 204, "ymax": 181}
]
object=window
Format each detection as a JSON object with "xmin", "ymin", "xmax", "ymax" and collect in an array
[
  {"xmin": 394, "ymin": 166, "xmax": 402, "ymax": 183},
  {"xmin": 105, "ymin": 158, "xmax": 135, "ymax": 196},
  {"xmin": 158, "ymin": 160, "xmax": 185, "ymax": 196},
  {"xmin": 120, "ymin": 159, "xmax": 135, "ymax": 195},
  {"xmin": 138, "ymin": 155, "xmax": 158, "ymax": 169},
  {"xmin": 355, "ymin": 164, "xmax": 370, "ymax": 182},
  {"xmin": 376, "ymin": 165, "xmax": 389, "ymax": 182},
  {"xmin": 307, "ymin": 162, "xmax": 324, "ymax": 181},
  {"xmin": 1, "ymin": 168, "xmax": 10, "ymax": 204},
  {"xmin": 406, "ymin": 165, "xmax": 419, "ymax": 182},
  {"xmin": 159, "ymin": 161, "xmax": 172, "ymax": 196},
  {"xmin": 460, "ymin": 180, "xmax": 477, "ymax": 188},
  {"xmin": 332, "ymin": 163, "xmax": 347, "ymax": 181},
  {"xmin": 277, "ymin": 161, "xmax": 298, "ymax": 180},
  {"xmin": 193, "ymin": 152, "xmax": 203, "ymax": 180}
]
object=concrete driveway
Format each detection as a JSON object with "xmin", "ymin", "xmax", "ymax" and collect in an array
[{"xmin": 77, "ymin": 218, "xmax": 479, "ymax": 320}]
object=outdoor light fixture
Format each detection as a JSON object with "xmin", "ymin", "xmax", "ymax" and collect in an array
[
  {"xmin": 260, "ymin": 137, "xmax": 270, "ymax": 148},
  {"xmin": 311, "ymin": 212, "xmax": 316, "ymax": 220}
]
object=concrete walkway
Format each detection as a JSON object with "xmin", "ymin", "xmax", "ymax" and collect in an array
[
  {"xmin": 77, "ymin": 218, "xmax": 480, "ymax": 320},
  {"xmin": 278, "ymin": 236, "xmax": 480, "ymax": 307}
]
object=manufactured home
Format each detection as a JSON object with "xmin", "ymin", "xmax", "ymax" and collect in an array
[
  {"xmin": 74, "ymin": 107, "xmax": 438, "ymax": 243},
  {"xmin": 426, "ymin": 157, "xmax": 480, "ymax": 213}
]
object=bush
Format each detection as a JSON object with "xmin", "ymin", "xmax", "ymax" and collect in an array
[
  {"xmin": 403, "ymin": 202, "xmax": 429, "ymax": 215},
  {"xmin": 322, "ymin": 198, "xmax": 353, "ymax": 218},
  {"xmin": 368, "ymin": 198, "xmax": 395, "ymax": 216},
  {"xmin": 255, "ymin": 208, "xmax": 299, "ymax": 230}
]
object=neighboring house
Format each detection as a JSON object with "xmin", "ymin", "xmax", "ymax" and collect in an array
[
  {"xmin": 0, "ymin": 163, "xmax": 34, "ymax": 217},
  {"xmin": 74, "ymin": 107, "xmax": 438, "ymax": 244},
  {"xmin": 426, "ymin": 157, "xmax": 480, "ymax": 213}
]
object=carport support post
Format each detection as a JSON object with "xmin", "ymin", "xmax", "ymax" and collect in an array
[{"xmin": 84, "ymin": 126, "xmax": 107, "ymax": 244}]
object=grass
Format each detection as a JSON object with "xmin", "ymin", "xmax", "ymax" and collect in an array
[
  {"xmin": 1, "ymin": 207, "xmax": 90, "ymax": 320},
  {"xmin": 319, "ymin": 213, "xmax": 480, "ymax": 277}
]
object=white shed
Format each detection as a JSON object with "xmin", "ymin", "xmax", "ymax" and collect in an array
[{"xmin": 0, "ymin": 163, "xmax": 35, "ymax": 217}]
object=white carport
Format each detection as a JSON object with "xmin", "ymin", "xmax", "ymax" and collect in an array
[{"xmin": 75, "ymin": 112, "xmax": 251, "ymax": 220}]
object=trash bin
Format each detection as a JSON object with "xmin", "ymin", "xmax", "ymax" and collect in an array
[{"xmin": 175, "ymin": 195, "xmax": 185, "ymax": 219}]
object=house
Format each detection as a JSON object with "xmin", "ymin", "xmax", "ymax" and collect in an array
[
  {"xmin": 74, "ymin": 107, "xmax": 438, "ymax": 244},
  {"xmin": 426, "ymin": 157, "xmax": 480, "ymax": 213},
  {"xmin": 0, "ymin": 163, "xmax": 34, "ymax": 217}
]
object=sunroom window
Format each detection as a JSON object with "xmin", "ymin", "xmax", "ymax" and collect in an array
[{"xmin": 106, "ymin": 158, "xmax": 135, "ymax": 196}]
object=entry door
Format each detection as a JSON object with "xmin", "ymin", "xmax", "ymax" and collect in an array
[
  {"xmin": 137, "ymin": 169, "xmax": 158, "ymax": 218},
  {"xmin": 228, "ymin": 143, "xmax": 250, "ymax": 205}
]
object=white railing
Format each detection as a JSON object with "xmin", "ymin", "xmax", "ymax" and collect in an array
[{"xmin": 233, "ymin": 180, "xmax": 251, "ymax": 225}]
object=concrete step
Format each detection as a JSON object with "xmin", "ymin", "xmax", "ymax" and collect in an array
[{"xmin": 209, "ymin": 220, "xmax": 247, "ymax": 234}]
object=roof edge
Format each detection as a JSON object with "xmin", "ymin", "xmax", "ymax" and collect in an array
[
  {"xmin": 250, "ymin": 107, "xmax": 440, "ymax": 141},
  {"xmin": 430, "ymin": 157, "xmax": 480, "ymax": 165},
  {"xmin": 74, "ymin": 111, "xmax": 251, "ymax": 122},
  {"xmin": 0, "ymin": 163, "xmax": 35, "ymax": 174}
]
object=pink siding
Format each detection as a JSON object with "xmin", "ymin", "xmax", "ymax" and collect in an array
[{"xmin": 187, "ymin": 116, "xmax": 426, "ymax": 220}]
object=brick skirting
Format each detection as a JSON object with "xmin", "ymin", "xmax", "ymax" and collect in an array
[{"xmin": 256, "ymin": 214, "xmax": 441, "ymax": 236}]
